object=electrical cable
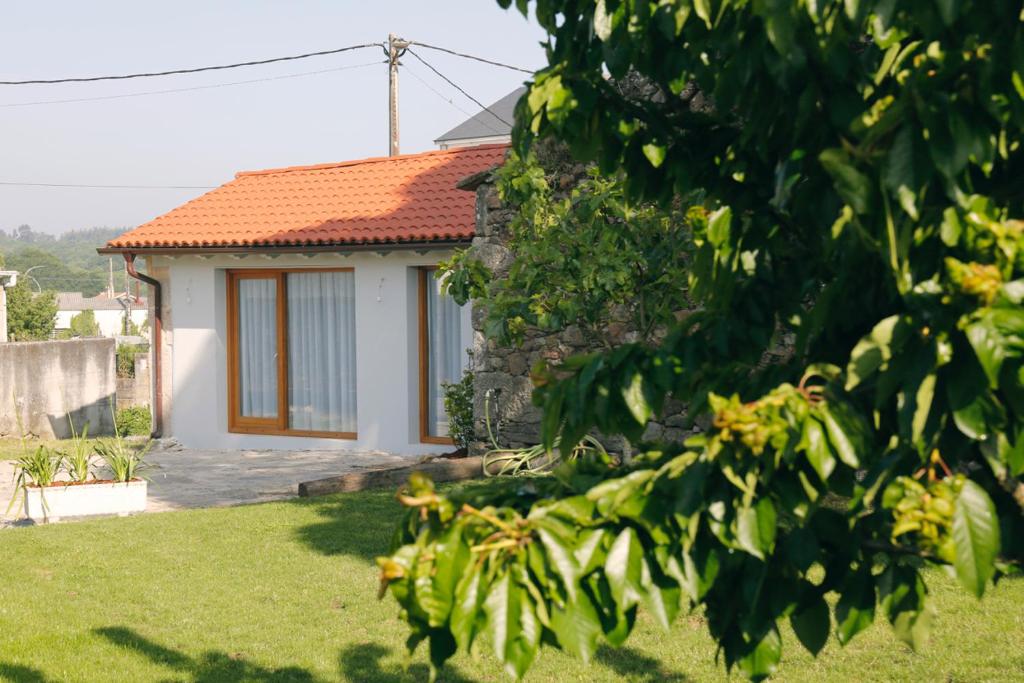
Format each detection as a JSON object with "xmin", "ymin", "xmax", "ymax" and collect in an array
[
  {"xmin": 405, "ymin": 49, "xmax": 513, "ymax": 127},
  {"xmin": 402, "ymin": 65, "xmax": 506, "ymax": 136},
  {"xmin": 0, "ymin": 43, "xmax": 379, "ymax": 85},
  {"xmin": 0, "ymin": 61, "xmax": 382, "ymax": 108},
  {"xmin": 0, "ymin": 182, "xmax": 215, "ymax": 189},
  {"xmin": 410, "ymin": 42, "xmax": 533, "ymax": 74}
]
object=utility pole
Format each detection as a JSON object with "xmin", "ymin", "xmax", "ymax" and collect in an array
[{"xmin": 387, "ymin": 33, "xmax": 409, "ymax": 156}]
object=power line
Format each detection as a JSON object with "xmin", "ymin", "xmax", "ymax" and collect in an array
[
  {"xmin": 0, "ymin": 43, "xmax": 379, "ymax": 85},
  {"xmin": 411, "ymin": 42, "xmax": 533, "ymax": 74},
  {"xmin": 0, "ymin": 61, "xmax": 382, "ymax": 108},
  {"xmin": 0, "ymin": 182, "xmax": 215, "ymax": 190},
  {"xmin": 405, "ymin": 49, "xmax": 513, "ymax": 127},
  {"xmin": 403, "ymin": 64, "xmax": 506, "ymax": 136}
]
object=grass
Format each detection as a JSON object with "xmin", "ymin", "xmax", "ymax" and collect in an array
[{"xmin": 0, "ymin": 489, "xmax": 1021, "ymax": 682}]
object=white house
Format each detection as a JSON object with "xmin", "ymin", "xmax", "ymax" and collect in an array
[
  {"xmin": 434, "ymin": 87, "xmax": 524, "ymax": 150},
  {"xmin": 55, "ymin": 291, "xmax": 148, "ymax": 338},
  {"xmin": 100, "ymin": 144, "xmax": 507, "ymax": 455}
]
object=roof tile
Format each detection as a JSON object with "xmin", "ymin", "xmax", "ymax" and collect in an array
[{"xmin": 107, "ymin": 144, "xmax": 508, "ymax": 249}]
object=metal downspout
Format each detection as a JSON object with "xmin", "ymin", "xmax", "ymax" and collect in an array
[{"xmin": 123, "ymin": 253, "xmax": 163, "ymax": 438}]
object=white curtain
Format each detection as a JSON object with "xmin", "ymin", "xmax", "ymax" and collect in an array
[
  {"xmin": 426, "ymin": 275, "xmax": 464, "ymax": 436},
  {"xmin": 287, "ymin": 271, "xmax": 357, "ymax": 433},
  {"xmin": 238, "ymin": 278, "xmax": 278, "ymax": 418}
]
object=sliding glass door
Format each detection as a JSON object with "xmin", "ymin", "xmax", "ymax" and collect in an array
[
  {"xmin": 228, "ymin": 269, "xmax": 357, "ymax": 438},
  {"xmin": 419, "ymin": 267, "xmax": 466, "ymax": 443}
]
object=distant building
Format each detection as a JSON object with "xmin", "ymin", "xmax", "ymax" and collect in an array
[
  {"xmin": 55, "ymin": 291, "xmax": 148, "ymax": 338},
  {"xmin": 434, "ymin": 87, "xmax": 525, "ymax": 150}
]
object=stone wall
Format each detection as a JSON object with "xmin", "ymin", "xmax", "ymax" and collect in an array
[
  {"xmin": 463, "ymin": 170, "xmax": 693, "ymax": 455},
  {"xmin": 0, "ymin": 338, "xmax": 116, "ymax": 439}
]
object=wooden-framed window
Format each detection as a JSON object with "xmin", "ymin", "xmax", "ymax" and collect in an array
[
  {"xmin": 418, "ymin": 267, "xmax": 466, "ymax": 444},
  {"xmin": 226, "ymin": 268, "xmax": 357, "ymax": 439}
]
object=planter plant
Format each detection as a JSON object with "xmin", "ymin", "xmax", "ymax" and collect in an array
[{"xmin": 9, "ymin": 419, "xmax": 150, "ymax": 523}]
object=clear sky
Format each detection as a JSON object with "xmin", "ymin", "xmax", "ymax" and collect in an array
[{"xmin": 0, "ymin": 1, "xmax": 545, "ymax": 234}]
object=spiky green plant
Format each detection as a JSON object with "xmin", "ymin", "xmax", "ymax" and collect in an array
[
  {"xmin": 62, "ymin": 417, "xmax": 93, "ymax": 483},
  {"xmin": 6, "ymin": 445, "xmax": 63, "ymax": 517},
  {"xmin": 95, "ymin": 437, "xmax": 149, "ymax": 483}
]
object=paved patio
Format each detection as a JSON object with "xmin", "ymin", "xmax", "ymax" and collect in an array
[{"xmin": 1, "ymin": 440, "xmax": 416, "ymax": 522}]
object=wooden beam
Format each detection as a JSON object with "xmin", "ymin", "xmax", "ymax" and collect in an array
[{"xmin": 297, "ymin": 456, "xmax": 482, "ymax": 497}]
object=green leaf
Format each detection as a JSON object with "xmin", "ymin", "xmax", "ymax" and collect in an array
[
  {"xmin": 819, "ymin": 403, "xmax": 862, "ymax": 468},
  {"xmin": 593, "ymin": 0, "xmax": 614, "ymax": 41},
  {"xmin": 605, "ymin": 527, "xmax": 645, "ymax": 610},
  {"xmin": 836, "ymin": 569, "xmax": 875, "ymax": 645},
  {"xmin": 484, "ymin": 574, "xmax": 541, "ymax": 679},
  {"xmin": 791, "ymin": 595, "xmax": 830, "ymax": 656},
  {"xmin": 819, "ymin": 148, "xmax": 873, "ymax": 214},
  {"xmin": 642, "ymin": 143, "xmax": 667, "ymax": 168},
  {"xmin": 451, "ymin": 570, "xmax": 486, "ymax": 651},
  {"xmin": 909, "ymin": 371, "xmax": 936, "ymax": 443},
  {"xmin": 681, "ymin": 544, "xmax": 720, "ymax": 602},
  {"xmin": 737, "ymin": 498, "xmax": 777, "ymax": 560},
  {"xmin": 707, "ymin": 206, "xmax": 732, "ymax": 249},
  {"xmin": 549, "ymin": 592, "xmax": 602, "ymax": 663},
  {"xmin": 966, "ymin": 318, "xmax": 1008, "ymax": 389},
  {"xmin": 800, "ymin": 417, "xmax": 836, "ymax": 482},
  {"xmin": 952, "ymin": 480, "xmax": 1001, "ymax": 598},
  {"xmin": 737, "ymin": 625, "xmax": 782, "ymax": 679},
  {"xmin": 694, "ymin": 0, "xmax": 712, "ymax": 27},
  {"xmin": 426, "ymin": 525, "xmax": 469, "ymax": 626},
  {"xmin": 878, "ymin": 566, "xmax": 933, "ymax": 651},
  {"xmin": 846, "ymin": 315, "xmax": 905, "ymax": 390},
  {"xmin": 622, "ymin": 372, "xmax": 653, "ymax": 426},
  {"xmin": 537, "ymin": 527, "xmax": 581, "ymax": 600},
  {"xmin": 940, "ymin": 207, "xmax": 962, "ymax": 246}
]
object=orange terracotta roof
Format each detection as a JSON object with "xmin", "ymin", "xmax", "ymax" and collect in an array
[{"xmin": 106, "ymin": 144, "xmax": 508, "ymax": 249}]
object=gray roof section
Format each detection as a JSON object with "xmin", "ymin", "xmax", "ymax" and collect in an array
[
  {"xmin": 57, "ymin": 292, "xmax": 147, "ymax": 311},
  {"xmin": 434, "ymin": 87, "xmax": 526, "ymax": 143}
]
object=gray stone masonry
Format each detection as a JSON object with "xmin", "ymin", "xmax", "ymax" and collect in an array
[{"xmin": 463, "ymin": 168, "xmax": 695, "ymax": 456}]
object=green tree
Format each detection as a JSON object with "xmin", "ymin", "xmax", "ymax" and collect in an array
[
  {"xmin": 379, "ymin": 1, "xmax": 1024, "ymax": 680},
  {"xmin": 6, "ymin": 280, "xmax": 56, "ymax": 341},
  {"xmin": 441, "ymin": 143, "xmax": 693, "ymax": 348},
  {"xmin": 69, "ymin": 310, "xmax": 100, "ymax": 338}
]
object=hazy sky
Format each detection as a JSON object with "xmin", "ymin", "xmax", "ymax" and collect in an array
[{"xmin": 0, "ymin": 1, "xmax": 545, "ymax": 234}]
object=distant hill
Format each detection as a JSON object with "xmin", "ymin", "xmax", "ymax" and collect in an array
[{"xmin": 0, "ymin": 226, "xmax": 128, "ymax": 297}]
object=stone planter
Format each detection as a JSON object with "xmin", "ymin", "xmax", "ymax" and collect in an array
[{"xmin": 23, "ymin": 480, "xmax": 147, "ymax": 522}]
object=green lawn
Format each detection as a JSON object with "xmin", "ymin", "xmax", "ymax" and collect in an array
[{"xmin": 0, "ymin": 488, "xmax": 1021, "ymax": 682}]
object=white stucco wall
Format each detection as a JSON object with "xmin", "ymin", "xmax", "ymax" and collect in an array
[
  {"xmin": 151, "ymin": 251, "xmax": 472, "ymax": 455},
  {"xmin": 55, "ymin": 308, "xmax": 148, "ymax": 338}
]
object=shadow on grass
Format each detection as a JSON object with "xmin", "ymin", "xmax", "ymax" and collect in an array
[
  {"xmin": 337, "ymin": 643, "xmax": 477, "ymax": 683},
  {"xmin": 595, "ymin": 645, "xmax": 694, "ymax": 683},
  {"xmin": 0, "ymin": 663, "xmax": 49, "ymax": 683},
  {"xmin": 94, "ymin": 626, "xmax": 319, "ymax": 682},
  {"xmin": 289, "ymin": 489, "xmax": 406, "ymax": 561}
]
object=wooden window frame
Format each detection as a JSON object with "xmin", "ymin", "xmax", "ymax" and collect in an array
[
  {"xmin": 226, "ymin": 267, "xmax": 357, "ymax": 440},
  {"xmin": 418, "ymin": 267, "xmax": 456, "ymax": 445}
]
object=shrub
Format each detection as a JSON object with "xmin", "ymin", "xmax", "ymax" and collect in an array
[
  {"xmin": 115, "ymin": 406, "xmax": 151, "ymax": 437},
  {"xmin": 441, "ymin": 371, "xmax": 474, "ymax": 452},
  {"xmin": 116, "ymin": 343, "xmax": 148, "ymax": 378}
]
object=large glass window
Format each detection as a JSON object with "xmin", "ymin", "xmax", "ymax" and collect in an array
[
  {"xmin": 227, "ymin": 269, "xmax": 357, "ymax": 438},
  {"xmin": 419, "ymin": 267, "xmax": 466, "ymax": 443}
]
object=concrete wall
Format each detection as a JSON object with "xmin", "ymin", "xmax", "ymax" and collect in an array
[
  {"xmin": 0, "ymin": 338, "xmax": 116, "ymax": 439},
  {"xmin": 150, "ymin": 251, "xmax": 472, "ymax": 454}
]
